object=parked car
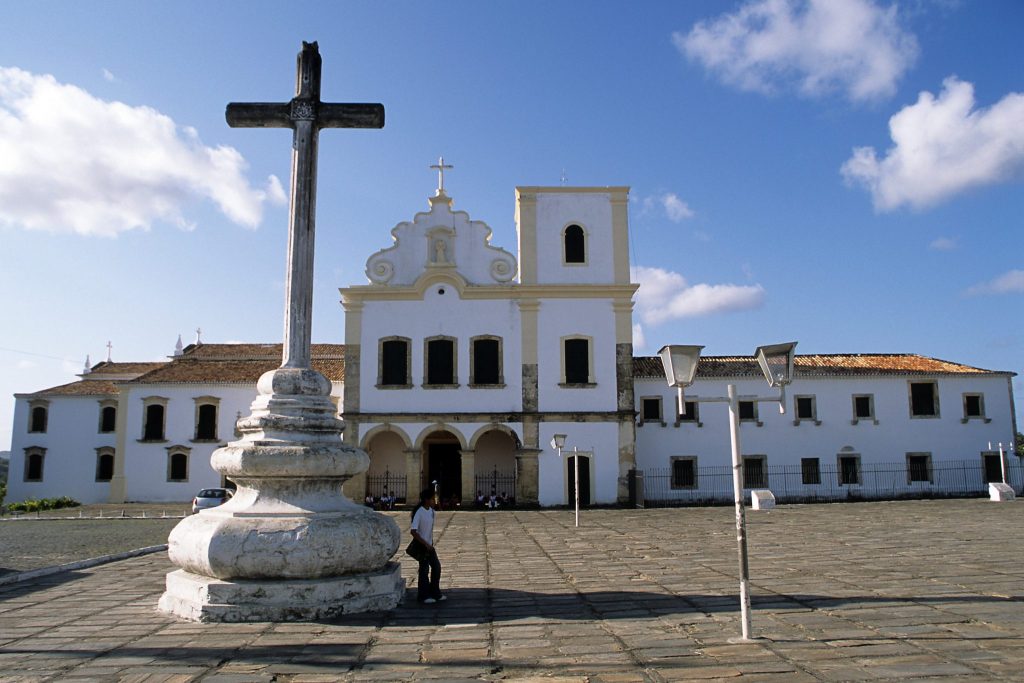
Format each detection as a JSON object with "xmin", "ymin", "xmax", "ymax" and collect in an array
[{"xmin": 192, "ymin": 488, "xmax": 233, "ymax": 514}]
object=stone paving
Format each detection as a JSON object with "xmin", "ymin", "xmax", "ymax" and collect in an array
[{"xmin": 0, "ymin": 499, "xmax": 1022, "ymax": 681}]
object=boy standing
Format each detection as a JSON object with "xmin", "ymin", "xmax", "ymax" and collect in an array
[{"xmin": 410, "ymin": 488, "xmax": 445, "ymax": 604}]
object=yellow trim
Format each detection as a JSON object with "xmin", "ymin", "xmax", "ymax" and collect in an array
[
  {"xmin": 109, "ymin": 387, "xmax": 129, "ymax": 502},
  {"xmin": 613, "ymin": 299, "xmax": 635, "ymax": 344},
  {"xmin": 515, "ymin": 189, "xmax": 538, "ymax": 284},
  {"xmin": 517, "ymin": 186, "xmax": 631, "ymax": 194},
  {"xmin": 340, "ymin": 281, "xmax": 638, "ymax": 304},
  {"xmin": 610, "ymin": 188, "xmax": 630, "ymax": 285}
]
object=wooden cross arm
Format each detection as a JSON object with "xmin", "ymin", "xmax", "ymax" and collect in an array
[
  {"xmin": 319, "ymin": 103, "xmax": 385, "ymax": 129},
  {"xmin": 226, "ymin": 102, "xmax": 385, "ymax": 129},
  {"xmin": 226, "ymin": 103, "xmax": 292, "ymax": 128}
]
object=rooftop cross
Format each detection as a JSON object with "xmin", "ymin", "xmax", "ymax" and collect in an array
[
  {"xmin": 226, "ymin": 41, "xmax": 384, "ymax": 369},
  {"xmin": 430, "ymin": 156, "xmax": 453, "ymax": 195},
  {"xmin": 106, "ymin": 341, "xmax": 112, "ymax": 363}
]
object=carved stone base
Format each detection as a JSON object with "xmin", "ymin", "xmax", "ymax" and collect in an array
[{"xmin": 158, "ymin": 563, "xmax": 405, "ymax": 622}]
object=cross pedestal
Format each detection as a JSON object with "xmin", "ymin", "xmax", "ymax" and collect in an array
[{"xmin": 158, "ymin": 42, "xmax": 403, "ymax": 622}]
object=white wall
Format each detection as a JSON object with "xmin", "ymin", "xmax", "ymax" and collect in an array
[
  {"xmin": 7, "ymin": 396, "xmax": 117, "ymax": 504},
  {"xmin": 359, "ymin": 290, "xmax": 523, "ymax": 414},
  {"xmin": 534, "ymin": 192, "xmax": 616, "ymax": 285},
  {"xmin": 537, "ymin": 422, "xmax": 620, "ymax": 506},
  {"xmin": 536, "ymin": 299, "xmax": 618, "ymax": 412},
  {"xmin": 634, "ymin": 373, "xmax": 1017, "ymax": 498}
]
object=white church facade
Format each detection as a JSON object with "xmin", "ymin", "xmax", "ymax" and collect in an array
[{"xmin": 7, "ymin": 186, "xmax": 1019, "ymax": 507}]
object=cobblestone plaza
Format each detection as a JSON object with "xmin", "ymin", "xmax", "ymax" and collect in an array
[{"xmin": 1, "ymin": 499, "xmax": 1022, "ymax": 681}]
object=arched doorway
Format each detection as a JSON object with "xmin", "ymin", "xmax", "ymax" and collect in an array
[
  {"xmin": 472, "ymin": 427, "xmax": 519, "ymax": 507},
  {"xmin": 567, "ymin": 453, "xmax": 592, "ymax": 507},
  {"xmin": 423, "ymin": 430, "xmax": 462, "ymax": 508},
  {"xmin": 366, "ymin": 430, "xmax": 409, "ymax": 504}
]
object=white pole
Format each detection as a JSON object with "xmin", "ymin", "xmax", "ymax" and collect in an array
[
  {"xmin": 727, "ymin": 384, "xmax": 753, "ymax": 640},
  {"xmin": 573, "ymin": 446, "xmax": 580, "ymax": 528},
  {"xmin": 999, "ymin": 442, "xmax": 1008, "ymax": 484}
]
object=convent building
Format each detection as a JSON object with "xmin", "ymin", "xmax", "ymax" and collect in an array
[{"xmin": 7, "ymin": 186, "xmax": 1019, "ymax": 507}]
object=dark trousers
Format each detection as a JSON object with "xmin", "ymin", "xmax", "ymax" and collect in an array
[{"xmin": 417, "ymin": 548, "xmax": 441, "ymax": 601}]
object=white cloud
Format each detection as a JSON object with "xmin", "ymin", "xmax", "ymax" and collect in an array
[
  {"xmin": 675, "ymin": 0, "xmax": 918, "ymax": 102},
  {"xmin": 965, "ymin": 269, "xmax": 1024, "ymax": 297},
  {"xmin": 0, "ymin": 67, "xmax": 285, "ymax": 237},
  {"xmin": 632, "ymin": 265, "xmax": 766, "ymax": 325},
  {"xmin": 662, "ymin": 193, "xmax": 694, "ymax": 222},
  {"xmin": 842, "ymin": 77, "xmax": 1024, "ymax": 211},
  {"xmin": 101, "ymin": 68, "xmax": 116, "ymax": 82},
  {"xmin": 928, "ymin": 236, "xmax": 957, "ymax": 251},
  {"xmin": 640, "ymin": 192, "xmax": 695, "ymax": 223},
  {"xmin": 632, "ymin": 323, "xmax": 647, "ymax": 352}
]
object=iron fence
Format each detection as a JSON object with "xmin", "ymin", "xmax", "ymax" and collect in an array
[
  {"xmin": 639, "ymin": 458, "xmax": 1024, "ymax": 507},
  {"xmin": 474, "ymin": 466, "xmax": 517, "ymax": 504},
  {"xmin": 365, "ymin": 469, "xmax": 407, "ymax": 503}
]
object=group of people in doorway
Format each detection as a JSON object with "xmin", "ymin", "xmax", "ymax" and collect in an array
[
  {"xmin": 474, "ymin": 489, "xmax": 514, "ymax": 509},
  {"xmin": 363, "ymin": 490, "xmax": 396, "ymax": 510}
]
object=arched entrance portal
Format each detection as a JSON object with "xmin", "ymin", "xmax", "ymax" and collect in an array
[
  {"xmin": 472, "ymin": 428, "xmax": 518, "ymax": 507},
  {"xmin": 365, "ymin": 430, "xmax": 408, "ymax": 504},
  {"xmin": 423, "ymin": 431, "xmax": 462, "ymax": 507}
]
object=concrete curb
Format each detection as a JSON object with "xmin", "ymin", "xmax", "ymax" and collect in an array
[{"xmin": 0, "ymin": 545, "xmax": 168, "ymax": 587}]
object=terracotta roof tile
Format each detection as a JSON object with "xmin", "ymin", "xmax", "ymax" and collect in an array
[
  {"xmin": 131, "ymin": 344, "xmax": 346, "ymax": 384},
  {"xmin": 29, "ymin": 380, "xmax": 122, "ymax": 397},
  {"xmin": 633, "ymin": 354, "xmax": 1004, "ymax": 379},
  {"xmin": 87, "ymin": 361, "xmax": 167, "ymax": 375}
]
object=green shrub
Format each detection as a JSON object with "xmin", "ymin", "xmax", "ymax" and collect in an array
[{"xmin": 6, "ymin": 496, "xmax": 81, "ymax": 513}]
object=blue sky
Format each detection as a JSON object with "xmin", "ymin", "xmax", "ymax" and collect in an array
[{"xmin": 1, "ymin": 0, "xmax": 1022, "ymax": 450}]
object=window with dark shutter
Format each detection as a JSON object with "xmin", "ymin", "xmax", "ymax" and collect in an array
[
  {"xmin": 564, "ymin": 339, "xmax": 590, "ymax": 384},
  {"xmin": 427, "ymin": 339, "xmax": 455, "ymax": 385},
  {"xmin": 196, "ymin": 404, "xmax": 218, "ymax": 440},
  {"xmin": 381, "ymin": 339, "xmax": 409, "ymax": 386},
  {"xmin": 473, "ymin": 338, "xmax": 500, "ymax": 385},
  {"xmin": 144, "ymin": 404, "xmax": 165, "ymax": 440},
  {"xmin": 564, "ymin": 224, "xmax": 585, "ymax": 263}
]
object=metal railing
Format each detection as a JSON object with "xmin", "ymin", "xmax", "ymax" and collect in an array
[
  {"xmin": 365, "ymin": 469, "xmax": 407, "ymax": 504},
  {"xmin": 639, "ymin": 458, "xmax": 1024, "ymax": 507},
  {"xmin": 474, "ymin": 467, "xmax": 517, "ymax": 506}
]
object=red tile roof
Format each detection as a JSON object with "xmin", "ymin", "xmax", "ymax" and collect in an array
[
  {"xmin": 130, "ymin": 344, "xmax": 345, "ymax": 384},
  {"xmin": 633, "ymin": 354, "xmax": 1006, "ymax": 379}
]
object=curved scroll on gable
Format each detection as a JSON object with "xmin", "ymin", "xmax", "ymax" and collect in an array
[{"xmin": 361, "ymin": 193, "xmax": 518, "ymax": 287}]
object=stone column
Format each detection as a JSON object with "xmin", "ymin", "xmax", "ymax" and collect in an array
[
  {"xmin": 516, "ymin": 448, "xmax": 541, "ymax": 506},
  {"xmin": 459, "ymin": 449, "xmax": 476, "ymax": 506},
  {"xmin": 405, "ymin": 447, "xmax": 423, "ymax": 501}
]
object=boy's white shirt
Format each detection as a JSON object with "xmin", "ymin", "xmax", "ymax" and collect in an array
[{"xmin": 411, "ymin": 506, "xmax": 435, "ymax": 546}]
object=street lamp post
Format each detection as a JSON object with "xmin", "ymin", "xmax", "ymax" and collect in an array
[
  {"xmin": 550, "ymin": 433, "xmax": 580, "ymax": 527},
  {"xmin": 659, "ymin": 342, "xmax": 797, "ymax": 641}
]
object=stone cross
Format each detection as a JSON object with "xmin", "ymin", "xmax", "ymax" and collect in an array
[
  {"xmin": 430, "ymin": 156, "xmax": 453, "ymax": 195},
  {"xmin": 226, "ymin": 41, "xmax": 384, "ymax": 369}
]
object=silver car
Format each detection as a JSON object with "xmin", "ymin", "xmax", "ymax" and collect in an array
[{"xmin": 192, "ymin": 488, "xmax": 233, "ymax": 514}]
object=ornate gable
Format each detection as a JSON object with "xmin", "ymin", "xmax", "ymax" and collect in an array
[{"xmin": 365, "ymin": 191, "xmax": 517, "ymax": 287}]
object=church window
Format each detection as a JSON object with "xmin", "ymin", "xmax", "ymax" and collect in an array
[
  {"xmin": 738, "ymin": 400, "xmax": 757, "ymax": 422},
  {"xmin": 801, "ymin": 458, "xmax": 821, "ymax": 485},
  {"xmin": 852, "ymin": 394, "xmax": 874, "ymax": 421},
  {"xmin": 678, "ymin": 398, "xmax": 700, "ymax": 423},
  {"xmin": 641, "ymin": 397, "xmax": 662, "ymax": 423},
  {"xmin": 837, "ymin": 454, "xmax": 861, "ymax": 485},
  {"xmin": 470, "ymin": 336, "xmax": 503, "ymax": 386},
  {"xmin": 195, "ymin": 402, "xmax": 218, "ymax": 441},
  {"xmin": 99, "ymin": 402, "xmax": 117, "ymax": 433},
  {"xmin": 28, "ymin": 401, "xmax": 48, "ymax": 433},
  {"xmin": 23, "ymin": 447, "xmax": 45, "ymax": 482},
  {"xmin": 563, "ymin": 224, "xmax": 586, "ymax": 264},
  {"xmin": 742, "ymin": 455, "xmax": 767, "ymax": 488},
  {"xmin": 562, "ymin": 337, "xmax": 593, "ymax": 385},
  {"xmin": 962, "ymin": 393, "xmax": 985, "ymax": 420},
  {"xmin": 95, "ymin": 447, "xmax": 115, "ymax": 482},
  {"xmin": 379, "ymin": 337, "xmax": 411, "ymax": 387},
  {"xmin": 425, "ymin": 337, "xmax": 457, "ymax": 386},
  {"xmin": 167, "ymin": 448, "xmax": 190, "ymax": 482},
  {"xmin": 141, "ymin": 397, "xmax": 168, "ymax": 441},
  {"xmin": 906, "ymin": 453, "xmax": 932, "ymax": 484},
  {"xmin": 671, "ymin": 457, "xmax": 697, "ymax": 489},
  {"xmin": 909, "ymin": 381, "xmax": 939, "ymax": 418},
  {"xmin": 794, "ymin": 395, "xmax": 817, "ymax": 422}
]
